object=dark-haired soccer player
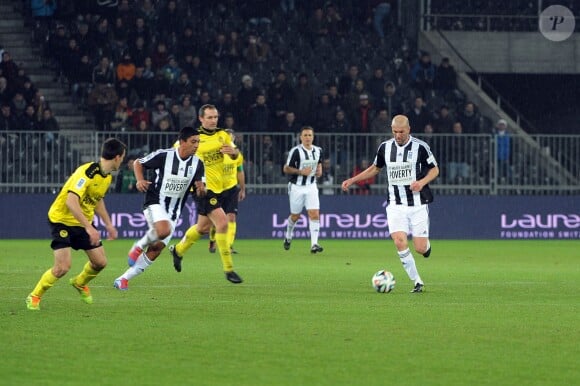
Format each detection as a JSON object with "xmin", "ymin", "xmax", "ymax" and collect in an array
[
  {"xmin": 169, "ymin": 105, "xmax": 243, "ymax": 284},
  {"xmin": 342, "ymin": 115, "xmax": 439, "ymax": 293},
  {"xmin": 116, "ymin": 126, "xmax": 204, "ymax": 290},
  {"xmin": 26, "ymin": 138, "xmax": 126, "ymax": 310}
]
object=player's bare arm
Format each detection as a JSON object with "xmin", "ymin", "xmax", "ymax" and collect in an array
[
  {"xmin": 133, "ymin": 160, "xmax": 151, "ymax": 192},
  {"xmin": 95, "ymin": 200, "xmax": 117, "ymax": 240},
  {"xmin": 283, "ymin": 165, "xmax": 312, "ymax": 176},
  {"xmin": 410, "ymin": 166, "xmax": 440, "ymax": 192},
  {"xmin": 220, "ymin": 144, "xmax": 240, "ymax": 159},
  {"xmin": 342, "ymin": 165, "xmax": 381, "ymax": 191}
]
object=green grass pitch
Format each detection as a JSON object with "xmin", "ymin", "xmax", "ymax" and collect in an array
[{"xmin": 1, "ymin": 239, "xmax": 578, "ymax": 386}]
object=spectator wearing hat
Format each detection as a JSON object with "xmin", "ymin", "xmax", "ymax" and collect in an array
[{"xmin": 237, "ymin": 74, "xmax": 260, "ymax": 130}]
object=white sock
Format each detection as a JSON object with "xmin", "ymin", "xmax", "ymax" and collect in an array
[
  {"xmin": 398, "ymin": 248, "xmax": 423, "ymax": 284},
  {"xmin": 136, "ymin": 228, "xmax": 158, "ymax": 250},
  {"xmin": 121, "ymin": 252, "xmax": 153, "ymax": 280},
  {"xmin": 285, "ymin": 217, "xmax": 296, "ymax": 240},
  {"xmin": 309, "ymin": 219, "xmax": 320, "ymax": 246}
]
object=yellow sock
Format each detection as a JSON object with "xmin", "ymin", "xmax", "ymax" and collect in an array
[
  {"xmin": 216, "ymin": 233, "xmax": 233, "ymax": 271},
  {"xmin": 176, "ymin": 224, "xmax": 202, "ymax": 256},
  {"xmin": 227, "ymin": 221, "xmax": 237, "ymax": 247},
  {"xmin": 209, "ymin": 226, "xmax": 216, "ymax": 242},
  {"xmin": 31, "ymin": 269, "xmax": 58, "ymax": 297},
  {"xmin": 73, "ymin": 261, "xmax": 100, "ymax": 287}
]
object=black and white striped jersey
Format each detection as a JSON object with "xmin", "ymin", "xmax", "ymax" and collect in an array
[
  {"xmin": 374, "ymin": 136, "xmax": 438, "ymax": 206},
  {"xmin": 138, "ymin": 148, "xmax": 205, "ymax": 221},
  {"xmin": 285, "ymin": 144, "xmax": 324, "ymax": 186}
]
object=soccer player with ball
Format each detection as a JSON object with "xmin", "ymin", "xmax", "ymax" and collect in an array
[{"xmin": 342, "ymin": 115, "xmax": 439, "ymax": 293}]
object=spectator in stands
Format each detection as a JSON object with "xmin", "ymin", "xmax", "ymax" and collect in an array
[
  {"xmin": 18, "ymin": 104, "xmax": 40, "ymax": 131},
  {"xmin": 10, "ymin": 91, "xmax": 27, "ymax": 119},
  {"xmin": 248, "ymin": 94, "xmax": 270, "ymax": 132},
  {"xmin": 351, "ymin": 158, "xmax": 376, "ymax": 195},
  {"xmin": 39, "ymin": 107, "xmax": 59, "ymax": 147},
  {"xmin": 150, "ymin": 71, "xmax": 171, "ymax": 104},
  {"xmin": 458, "ymin": 101, "xmax": 480, "ymax": 133},
  {"xmin": 20, "ymin": 76, "xmax": 37, "ymax": 105},
  {"xmin": 116, "ymin": 51, "xmax": 136, "ymax": 84},
  {"xmin": 0, "ymin": 51, "xmax": 19, "ymax": 91},
  {"xmin": 176, "ymin": 26, "xmax": 197, "ymax": 63},
  {"xmin": 315, "ymin": 93, "xmax": 336, "ymax": 132},
  {"xmin": 128, "ymin": 35, "xmax": 148, "ymax": 68},
  {"xmin": 131, "ymin": 101, "xmax": 150, "ymax": 130},
  {"xmin": 151, "ymin": 41, "xmax": 170, "ymax": 71},
  {"xmin": 115, "ymin": 156, "xmax": 138, "ymax": 193},
  {"xmin": 244, "ymin": 0, "xmax": 272, "ymax": 30},
  {"xmin": 447, "ymin": 121, "xmax": 470, "ymax": 183},
  {"xmin": 161, "ymin": 55, "xmax": 182, "ymax": 86},
  {"xmin": 329, "ymin": 108, "xmax": 351, "ymax": 166},
  {"xmin": 320, "ymin": 158, "xmax": 335, "ymax": 195},
  {"xmin": 351, "ymin": 93, "xmax": 375, "ymax": 133},
  {"xmin": 32, "ymin": 91, "xmax": 50, "ymax": 122},
  {"xmin": 370, "ymin": 107, "xmax": 390, "ymax": 133},
  {"xmin": 110, "ymin": 97, "xmax": 133, "ymax": 132},
  {"xmin": 129, "ymin": 17, "xmax": 152, "ymax": 51},
  {"xmin": 407, "ymin": 96, "xmax": 431, "ymax": 133},
  {"xmin": 151, "ymin": 116, "xmax": 174, "ymax": 149},
  {"xmin": 223, "ymin": 113, "xmax": 238, "ymax": 132},
  {"xmin": 268, "ymin": 70, "xmax": 294, "ymax": 130},
  {"xmin": 73, "ymin": 20, "xmax": 94, "ymax": 58},
  {"xmin": 88, "ymin": 84, "xmax": 118, "ymax": 131},
  {"xmin": 292, "ymin": 73, "xmax": 315, "ymax": 125},
  {"xmin": 243, "ymin": 33, "xmax": 270, "ymax": 65},
  {"xmin": 210, "ymin": 32, "xmax": 228, "ymax": 67},
  {"xmin": 494, "ymin": 119, "xmax": 512, "ymax": 183},
  {"xmin": 151, "ymin": 100, "xmax": 170, "ymax": 129},
  {"xmin": 0, "ymin": 103, "xmax": 16, "ymax": 133},
  {"xmin": 280, "ymin": 111, "xmax": 301, "ymax": 133},
  {"xmin": 93, "ymin": 56, "xmax": 115, "ymax": 86},
  {"xmin": 117, "ymin": 0, "xmax": 136, "ymax": 29},
  {"xmin": 338, "ymin": 64, "xmax": 359, "ymax": 97},
  {"xmin": 237, "ymin": 74, "xmax": 260, "ymax": 130},
  {"xmin": 196, "ymin": 90, "xmax": 213, "ymax": 108},
  {"xmin": 367, "ymin": 67, "xmax": 387, "ymax": 104},
  {"xmin": 157, "ymin": 0, "xmax": 184, "ymax": 40},
  {"xmin": 327, "ymin": 83, "xmax": 344, "ymax": 111},
  {"xmin": 369, "ymin": 1, "xmax": 392, "ymax": 38},
  {"xmin": 432, "ymin": 105, "xmax": 454, "ymax": 133},
  {"xmin": 48, "ymin": 24, "xmax": 69, "ymax": 81},
  {"xmin": 92, "ymin": 17, "xmax": 113, "ymax": 59},
  {"xmin": 0, "ymin": 77, "xmax": 11, "ymax": 105},
  {"xmin": 410, "ymin": 51, "xmax": 436, "ymax": 100},
  {"xmin": 226, "ymin": 30, "xmax": 244, "ymax": 67},
  {"xmin": 131, "ymin": 118, "xmax": 152, "ymax": 156},
  {"xmin": 142, "ymin": 57, "xmax": 155, "ymax": 80},
  {"xmin": 345, "ymin": 79, "xmax": 370, "ymax": 115},
  {"xmin": 325, "ymin": 2, "xmax": 347, "ymax": 38},
  {"xmin": 379, "ymin": 81, "xmax": 405, "ymax": 119},
  {"xmin": 169, "ymin": 102, "xmax": 182, "ymax": 130},
  {"xmin": 116, "ymin": 80, "xmax": 139, "ymax": 108},
  {"xmin": 187, "ymin": 55, "xmax": 210, "ymax": 95},
  {"xmin": 137, "ymin": 0, "xmax": 158, "ymax": 32},
  {"xmin": 434, "ymin": 57, "xmax": 458, "ymax": 103},
  {"xmin": 307, "ymin": 7, "xmax": 329, "ymax": 45},
  {"xmin": 111, "ymin": 17, "xmax": 129, "ymax": 62},
  {"xmin": 132, "ymin": 66, "xmax": 153, "ymax": 106},
  {"xmin": 178, "ymin": 95, "xmax": 197, "ymax": 128},
  {"xmin": 216, "ymin": 91, "xmax": 239, "ymax": 127}
]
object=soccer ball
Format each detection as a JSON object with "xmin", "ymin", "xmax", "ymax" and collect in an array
[{"xmin": 372, "ymin": 270, "xmax": 396, "ymax": 293}]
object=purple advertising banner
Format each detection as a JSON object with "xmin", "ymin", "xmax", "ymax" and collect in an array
[{"xmin": 0, "ymin": 194, "xmax": 578, "ymax": 240}]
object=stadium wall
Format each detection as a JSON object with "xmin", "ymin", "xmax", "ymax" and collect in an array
[{"xmin": 1, "ymin": 195, "xmax": 578, "ymax": 240}]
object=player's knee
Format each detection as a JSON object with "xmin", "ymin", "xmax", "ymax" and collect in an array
[
  {"xmin": 53, "ymin": 264, "xmax": 71, "ymax": 277},
  {"xmin": 91, "ymin": 260, "xmax": 107, "ymax": 271}
]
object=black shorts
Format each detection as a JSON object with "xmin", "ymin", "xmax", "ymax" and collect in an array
[
  {"xmin": 195, "ymin": 186, "xmax": 239, "ymax": 216},
  {"xmin": 49, "ymin": 221, "xmax": 101, "ymax": 251}
]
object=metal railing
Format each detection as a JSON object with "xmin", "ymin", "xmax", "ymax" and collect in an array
[{"xmin": 2, "ymin": 131, "xmax": 579, "ymax": 195}]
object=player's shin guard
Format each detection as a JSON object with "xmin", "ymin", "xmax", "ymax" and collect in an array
[
  {"xmin": 31, "ymin": 268, "xmax": 59, "ymax": 297},
  {"xmin": 216, "ymin": 233, "xmax": 233, "ymax": 271},
  {"xmin": 209, "ymin": 226, "xmax": 216, "ymax": 242},
  {"xmin": 176, "ymin": 225, "xmax": 202, "ymax": 257}
]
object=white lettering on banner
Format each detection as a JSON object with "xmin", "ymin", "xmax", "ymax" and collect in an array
[
  {"xmin": 386, "ymin": 162, "xmax": 413, "ymax": 185},
  {"xmin": 500, "ymin": 214, "xmax": 580, "ymax": 229},
  {"xmin": 162, "ymin": 176, "xmax": 190, "ymax": 197},
  {"xmin": 272, "ymin": 213, "xmax": 388, "ymax": 229},
  {"xmin": 94, "ymin": 213, "xmax": 184, "ymax": 228}
]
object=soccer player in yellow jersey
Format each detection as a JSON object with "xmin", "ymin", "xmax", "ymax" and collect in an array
[
  {"xmin": 169, "ymin": 104, "xmax": 243, "ymax": 283},
  {"xmin": 208, "ymin": 128, "xmax": 246, "ymax": 254},
  {"xmin": 25, "ymin": 138, "xmax": 126, "ymax": 310}
]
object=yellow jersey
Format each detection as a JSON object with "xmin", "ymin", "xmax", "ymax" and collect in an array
[
  {"xmin": 48, "ymin": 162, "xmax": 112, "ymax": 226},
  {"xmin": 197, "ymin": 127, "xmax": 236, "ymax": 193},
  {"xmin": 222, "ymin": 152, "xmax": 244, "ymax": 190}
]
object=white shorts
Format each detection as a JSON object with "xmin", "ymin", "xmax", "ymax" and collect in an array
[
  {"xmin": 144, "ymin": 204, "xmax": 177, "ymax": 245},
  {"xmin": 386, "ymin": 204, "xmax": 430, "ymax": 237},
  {"xmin": 288, "ymin": 182, "xmax": 319, "ymax": 214}
]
